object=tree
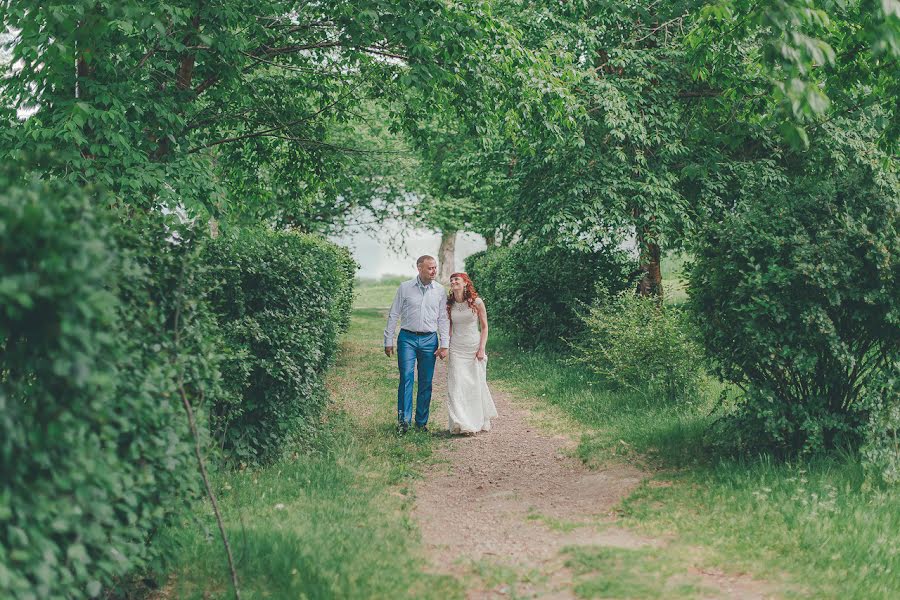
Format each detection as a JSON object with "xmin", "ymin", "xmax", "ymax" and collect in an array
[
  {"xmin": 1, "ymin": 0, "xmax": 541, "ymax": 229},
  {"xmin": 461, "ymin": 0, "xmax": 898, "ymax": 296}
]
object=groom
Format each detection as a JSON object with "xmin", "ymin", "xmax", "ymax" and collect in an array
[{"xmin": 384, "ymin": 255, "xmax": 450, "ymax": 434}]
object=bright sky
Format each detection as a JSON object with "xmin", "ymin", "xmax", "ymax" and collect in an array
[{"xmin": 332, "ymin": 222, "xmax": 486, "ymax": 280}]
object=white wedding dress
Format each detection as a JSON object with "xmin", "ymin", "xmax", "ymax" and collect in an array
[{"xmin": 447, "ymin": 298, "xmax": 498, "ymax": 433}]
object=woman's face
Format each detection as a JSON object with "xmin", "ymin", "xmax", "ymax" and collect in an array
[{"xmin": 449, "ymin": 276, "xmax": 465, "ymax": 294}]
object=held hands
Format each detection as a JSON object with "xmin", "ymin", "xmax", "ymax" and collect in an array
[
  {"xmin": 475, "ymin": 348, "xmax": 486, "ymax": 361},
  {"xmin": 386, "ymin": 346, "xmax": 447, "ymax": 359}
]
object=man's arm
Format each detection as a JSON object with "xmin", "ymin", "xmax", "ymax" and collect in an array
[{"xmin": 384, "ymin": 285, "xmax": 402, "ymax": 356}]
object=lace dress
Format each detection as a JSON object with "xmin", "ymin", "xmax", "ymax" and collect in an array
[{"xmin": 447, "ymin": 298, "xmax": 498, "ymax": 433}]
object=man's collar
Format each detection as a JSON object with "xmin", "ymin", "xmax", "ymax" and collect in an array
[{"xmin": 415, "ymin": 276, "xmax": 434, "ymax": 289}]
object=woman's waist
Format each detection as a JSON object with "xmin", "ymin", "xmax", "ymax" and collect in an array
[{"xmin": 449, "ymin": 338, "xmax": 481, "ymax": 350}]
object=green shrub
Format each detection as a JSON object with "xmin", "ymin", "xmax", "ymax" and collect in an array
[
  {"xmin": 0, "ymin": 180, "xmax": 216, "ymax": 598},
  {"xmin": 202, "ymin": 229, "xmax": 356, "ymax": 464},
  {"xmin": 572, "ymin": 292, "xmax": 704, "ymax": 402},
  {"xmin": 688, "ymin": 153, "xmax": 899, "ymax": 453},
  {"xmin": 464, "ymin": 241, "xmax": 635, "ymax": 347},
  {"xmin": 860, "ymin": 367, "xmax": 900, "ymax": 486}
]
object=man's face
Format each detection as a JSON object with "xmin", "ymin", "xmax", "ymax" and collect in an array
[{"xmin": 418, "ymin": 259, "xmax": 437, "ymax": 283}]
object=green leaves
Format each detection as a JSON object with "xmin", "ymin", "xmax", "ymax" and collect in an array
[
  {"xmin": 0, "ymin": 180, "xmax": 215, "ymax": 599},
  {"xmin": 465, "ymin": 242, "xmax": 636, "ymax": 348},
  {"xmin": 687, "ymin": 126, "xmax": 899, "ymax": 453},
  {"xmin": 201, "ymin": 230, "xmax": 356, "ymax": 464},
  {"xmin": 573, "ymin": 292, "xmax": 704, "ymax": 403}
]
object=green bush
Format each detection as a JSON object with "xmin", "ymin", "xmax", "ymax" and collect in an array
[
  {"xmin": 860, "ymin": 367, "xmax": 900, "ymax": 486},
  {"xmin": 464, "ymin": 241, "xmax": 635, "ymax": 347},
  {"xmin": 572, "ymin": 292, "xmax": 704, "ymax": 402},
  {"xmin": 202, "ymin": 229, "xmax": 356, "ymax": 464},
  {"xmin": 0, "ymin": 180, "xmax": 217, "ymax": 598},
  {"xmin": 688, "ymin": 154, "xmax": 899, "ymax": 453}
]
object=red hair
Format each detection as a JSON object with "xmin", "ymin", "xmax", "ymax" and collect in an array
[{"xmin": 447, "ymin": 272, "xmax": 479, "ymax": 322}]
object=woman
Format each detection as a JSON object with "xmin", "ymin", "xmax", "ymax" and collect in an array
[{"xmin": 446, "ymin": 272, "xmax": 498, "ymax": 434}]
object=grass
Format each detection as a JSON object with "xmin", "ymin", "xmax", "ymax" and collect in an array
[
  {"xmin": 464, "ymin": 559, "xmax": 546, "ymax": 600},
  {"xmin": 486, "ymin": 330, "xmax": 900, "ymax": 599},
  {"xmin": 155, "ymin": 278, "xmax": 458, "ymax": 599},
  {"xmin": 157, "ymin": 278, "xmax": 900, "ymax": 599},
  {"xmin": 661, "ymin": 252, "xmax": 689, "ymax": 304},
  {"xmin": 564, "ymin": 545, "xmax": 707, "ymax": 599}
]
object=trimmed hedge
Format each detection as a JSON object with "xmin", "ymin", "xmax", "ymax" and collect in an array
[
  {"xmin": 464, "ymin": 242, "xmax": 635, "ymax": 347},
  {"xmin": 202, "ymin": 229, "xmax": 356, "ymax": 464},
  {"xmin": 1, "ymin": 178, "xmax": 357, "ymax": 596},
  {"xmin": 0, "ymin": 180, "xmax": 218, "ymax": 598}
]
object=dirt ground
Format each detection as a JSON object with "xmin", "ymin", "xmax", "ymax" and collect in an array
[{"xmin": 413, "ymin": 359, "xmax": 772, "ymax": 599}]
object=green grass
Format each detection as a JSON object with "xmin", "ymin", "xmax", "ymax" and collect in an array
[
  {"xmin": 353, "ymin": 275, "xmax": 407, "ymax": 309},
  {"xmin": 564, "ymin": 545, "xmax": 707, "ymax": 599},
  {"xmin": 661, "ymin": 253, "xmax": 689, "ymax": 305},
  {"xmin": 156, "ymin": 280, "xmax": 458, "ymax": 599},
  {"xmin": 487, "ymin": 331, "xmax": 900, "ymax": 599},
  {"xmin": 464, "ymin": 559, "xmax": 546, "ymax": 600}
]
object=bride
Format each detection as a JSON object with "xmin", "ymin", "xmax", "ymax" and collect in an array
[{"xmin": 446, "ymin": 272, "xmax": 498, "ymax": 434}]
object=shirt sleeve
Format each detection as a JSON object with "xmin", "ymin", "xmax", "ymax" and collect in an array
[
  {"xmin": 437, "ymin": 290, "xmax": 450, "ymax": 348},
  {"xmin": 384, "ymin": 286, "xmax": 402, "ymax": 347}
]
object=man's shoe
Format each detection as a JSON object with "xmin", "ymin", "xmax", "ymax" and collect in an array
[
  {"xmin": 397, "ymin": 422, "xmax": 409, "ymax": 435},
  {"xmin": 415, "ymin": 424, "xmax": 429, "ymax": 433}
]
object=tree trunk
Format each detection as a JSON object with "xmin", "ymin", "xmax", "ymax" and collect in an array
[
  {"xmin": 484, "ymin": 232, "xmax": 496, "ymax": 247},
  {"xmin": 636, "ymin": 238, "xmax": 663, "ymax": 297},
  {"xmin": 633, "ymin": 209, "xmax": 663, "ymax": 297},
  {"xmin": 438, "ymin": 229, "xmax": 457, "ymax": 284}
]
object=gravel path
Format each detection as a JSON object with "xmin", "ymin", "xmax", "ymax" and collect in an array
[{"xmin": 412, "ymin": 359, "xmax": 772, "ymax": 599}]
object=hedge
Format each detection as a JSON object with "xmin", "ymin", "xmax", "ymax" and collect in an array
[
  {"xmin": 202, "ymin": 229, "xmax": 356, "ymax": 464},
  {"xmin": 0, "ymin": 180, "xmax": 218, "ymax": 598},
  {"xmin": 464, "ymin": 241, "xmax": 635, "ymax": 347}
]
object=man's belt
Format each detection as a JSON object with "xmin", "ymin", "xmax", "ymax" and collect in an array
[{"xmin": 401, "ymin": 328, "xmax": 435, "ymax": 336}]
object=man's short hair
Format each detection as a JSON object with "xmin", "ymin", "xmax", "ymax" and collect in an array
[{"xmin": 417, "ymin": 255, "xmax": 436, "ymax": 266}]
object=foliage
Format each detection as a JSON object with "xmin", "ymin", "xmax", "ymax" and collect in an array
[
  {"xmin": 687, "ymin": 131, "xmax": 900, "ymax": 453},
  {"xmin": 464, "ymin": 242, "xmax": 635, "ymax": 348},
  {"xmin": 573, "ymin": 292, "xmax": 704, "ymax": 403},
  {"xmin": 440, "ymin": 0, "xmax": 899, "ymax": 297},
  {"xmin": 201, "ymin": 229, "xmax": 356, "ymax": 464},
  {"xmin": 860, "ymin": 367, "xmax": 900, "ymax": 486},
  {"xmin": 0, "ymin": 179, "xmax": 219, "ymax": 598},
  {"xmin": 0, "ymin": 0, "xmax": 550, "ymax": 232},
  {"xmin": 688, "ymin": 0, "xmax": 900, "ymax": 150}
]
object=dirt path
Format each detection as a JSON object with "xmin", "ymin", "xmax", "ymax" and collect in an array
[{"xmin": 413, "ymin": 360, "xmax": 772, "ymax": 599}]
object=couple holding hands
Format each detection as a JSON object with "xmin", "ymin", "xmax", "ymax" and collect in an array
[{"xmin": 383, "ymin": 255, "xmax": 497, "ymax": 435}]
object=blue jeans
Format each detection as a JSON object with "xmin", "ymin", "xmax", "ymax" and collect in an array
[{"xmin": 396, "ymin": 329, "xmax": 438, "ymax": 427}]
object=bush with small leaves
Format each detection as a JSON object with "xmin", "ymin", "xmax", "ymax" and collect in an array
[
  {"xmin": 860, "ymin": 368, "xmax": 900, "ymax": 486},
  {"xmin": 0, "ymin": 179, "xmax": 220, "ymax": 598},
  {"xmin": 572, "ymin": 292, "xmax": 704, "ymax": 403},
  {"xmin": 688, "ymin": 147, "xmax": 899, "ymax": 453},
  {"xmin": 202, "ymin": 229, "xmax": 356, "ymax": 464}
]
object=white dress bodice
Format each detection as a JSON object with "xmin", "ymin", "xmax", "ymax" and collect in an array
[{"xmin": 450, "ymin": 301, "xmax": 481, "ymax": 349}]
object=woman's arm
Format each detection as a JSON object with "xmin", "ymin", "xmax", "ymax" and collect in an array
[{"xmin": 476, "ymin": 298, "xmax": 488, "ymax": 361}]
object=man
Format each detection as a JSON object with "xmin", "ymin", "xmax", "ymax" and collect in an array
[{"xmin": 384, "ymin": 255, "xmax": 450, "ymax": 434}]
